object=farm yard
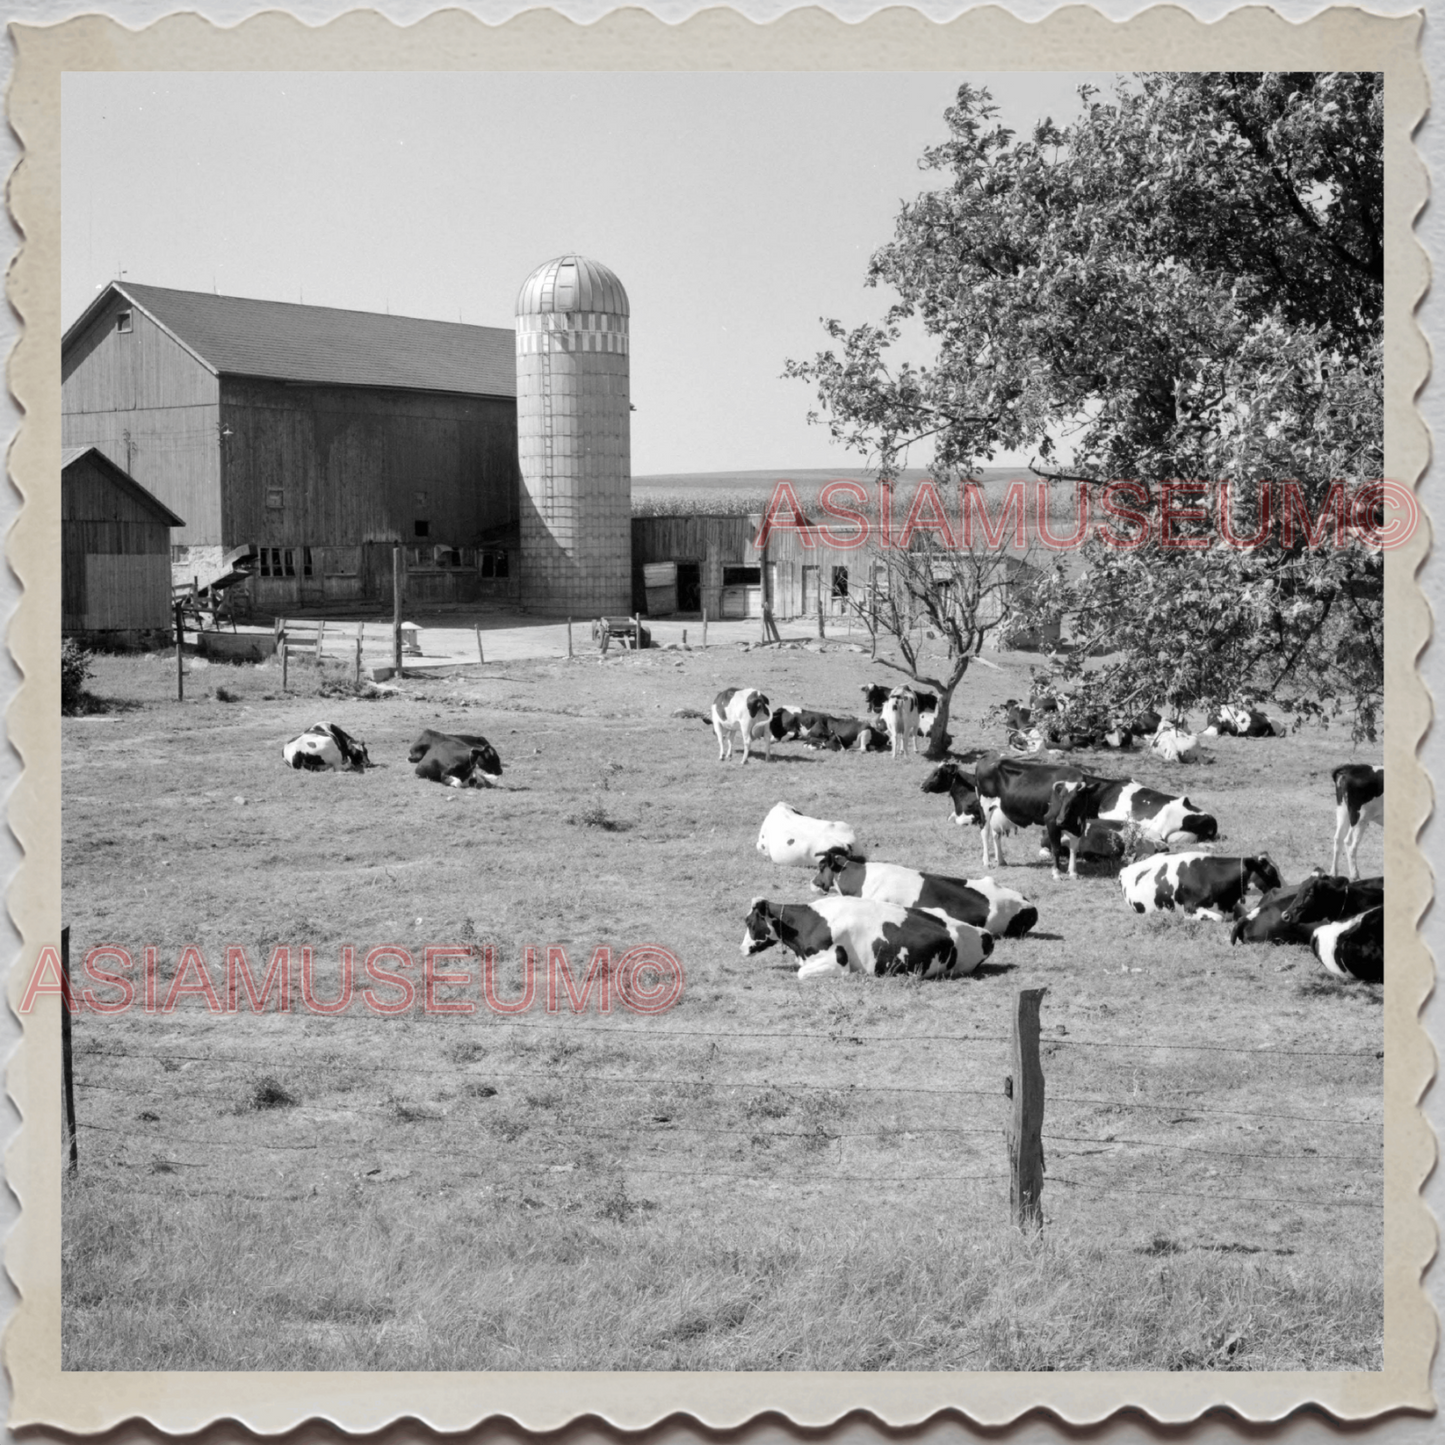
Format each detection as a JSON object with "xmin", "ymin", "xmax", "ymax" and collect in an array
[{"xmin": 60, "ymin": 639, "xmax": 1384, "ymax": 1373}]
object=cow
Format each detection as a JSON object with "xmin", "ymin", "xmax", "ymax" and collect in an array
[
  {"xmin": 283, "ymin": 722, "xmax": 371, "ymax": 773},
  {"xmin": 920, "ymin": 762, "xmax": 1022, "ymax": 868},
  {"xmin": 756, "ymin": 802, "xmax": 861, "ymax": 868},
  {"xmin": 863, "ymin": 682, "xmax": 940, "ymax": 743},
  {"xmin": 881, "ymin": 687, "xmax": 920, "ymax": 759},
  {"xmin": 1149, "ymin": 720, "xmax": 1200, "ymax": 764},
  {"xmin": 1229, "ymin": 879, "xmax": 1319, "ymax": 947},
  {"xmin": 1279, "ymin": 873, "xmax": 1385, "ymax": 933},
  {"xmin": 1310, "ymin": 907, "xmax": 1384, "ymax": 984},
  {"xmin": 740, "ymin": 896, "xmax": 992, "ymax": 979},
  {"xmin": 408, "ymin": 728, "xmax": 503, "ymax": 788},
  {"xmin": 1119, "ymin": 852, "xmax": 1283, "ymax": 921},
  {"xmin": 807, "ymin": 714, "xmax": 889, "ymax": 752},
  {"xmin": 1331, "ymin": 764, "xmax": 1384, "ymax": 879},
  {"xmin": 711, "ymin": 687, "xmax": 772, "ymax": 764},
  {"xmin": 1204, "ymin": 704, "xmax": 1284, "ymax": 738},
  {"xmin": 1037, "ymin": 771, "xmax": 1217, "ymax": 865},
  {"xmin": 810, "ymin": 846, "xmax": 1038, "ymax": 938},
  {"xmin": 1041, "ymin": 780, "xmax": 1165, "ymax": 879}
]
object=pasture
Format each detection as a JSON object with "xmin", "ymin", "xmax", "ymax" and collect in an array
[{"xmin": 61, "ymin": 641, "xmax": 1384, "ymax": 1371}]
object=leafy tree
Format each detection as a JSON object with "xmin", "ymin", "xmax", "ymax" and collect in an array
[{"xmin": 787, "ymin": 72, "xmax": 1384, "ymax": 736}]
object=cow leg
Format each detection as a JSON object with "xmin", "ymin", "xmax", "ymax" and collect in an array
[
  {"xmin": 714, "ymin": 720, "xmax": 728, "ymax": 762},
  {"xmin": 1331, "ymin": 802, "xmax": 1350, "ymax": 876},
  {"xmin": 1344, "ymin": 823, "xmax": 1361, "ymax": 881}
]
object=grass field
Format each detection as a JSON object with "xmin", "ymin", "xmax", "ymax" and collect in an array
[{"xmin": 61, "ymin": 640, "xmax": 1384, "ymax": 1371}]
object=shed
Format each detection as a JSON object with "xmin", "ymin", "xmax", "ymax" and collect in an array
[{"xmin": 62, "ymin": 444, "xmax": 184, "ymax": 639}]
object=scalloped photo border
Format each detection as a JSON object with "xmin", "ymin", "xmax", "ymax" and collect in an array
[{"xmin": 4, "ymin": 4, "xmax": 1432, "ymax": 1433}]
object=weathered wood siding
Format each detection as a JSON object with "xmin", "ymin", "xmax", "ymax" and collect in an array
[
  {"xmin": 62, "ymin": 294, "xmax": 221, "ymax": 545},
  {"xmin": 221, "ymin": 379, "xmax": 520, "ymax": 552},
  {"xmin": 631, "ymin": 515, "xmax": 756, "ymax": 618},
  {"xmin": 62, "ymin": 453, "xmax": 176, "ymax": 633}
]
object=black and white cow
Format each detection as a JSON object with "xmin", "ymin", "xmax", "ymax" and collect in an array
[
  {"xmin": 863, "ymin": 682, "xmax": 939, "ymax": 744},
  {"xmin": 808, "ymin": 714, "xmax": 889, "ymax": 752},
  {"xmin": 810, "ymin": 847, "xmax": 1038, "ymax": 938},
  {"xmin": 740, "ymin": 896, "xmax": 991, "ymax": 979},
  {"xmin": 1280, "ymin": 873, "xmax": 1385, "ymax": 933},
  {"xmin": 1331, "ymin": 764, "xmax": 1383, "ymax": 880},
  {"xmin": 1119, "ymin": 852, "xmax": 1283, "ymax": 921},
  {"xmin": 920, "ymin": 762, "xmax": 1027, "ymax": 868},
  {"xmin": 283, "ymin": 722, "xmax": 371, "ymax": 773},
  {"xmin": 1041, "ymin": 780, "xmax": 1166, "ymax": 879},
  {"xmin": 711, "ymin": 687, "xmax": 772, "ymax": 764},
  {"xmin": 756, "ymin": 802, "xmax": 860, "ymax": 868},
  {"xmin": 1204, "ymin": 704, "xmax": 1284, "ymax": 738},
  {"xmin": 881, "ymin": 687, "xmax": 920, "ymax": 759},
  {"xmin": 1031, "ymin": 768, "xmax": 1217, "ymax": 861},
  {"xmin": 408, "ymin": 728, "xmax": 503, "ymax": 788},
  {"xmin": 1310, "ymin": 906, "xmax": 1384, "ymax": 984}
]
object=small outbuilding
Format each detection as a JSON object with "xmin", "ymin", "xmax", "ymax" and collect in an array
[{"xmin": 62, "ymin": 444, "xmax": 184, "ymax": 643}]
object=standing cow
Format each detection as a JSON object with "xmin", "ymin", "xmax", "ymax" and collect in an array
[
  {"xmin": 711, "ymin": 688, "xmax": 772, "ymax": 764},
  {"xmin": 1331, "ymin": 764, "xmax": 1383, "ymax": 880}
]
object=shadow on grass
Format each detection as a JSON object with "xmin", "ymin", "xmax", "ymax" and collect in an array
[{"xmin": 65, "ymin": 692, "xmax": 145, "ymax": 717}]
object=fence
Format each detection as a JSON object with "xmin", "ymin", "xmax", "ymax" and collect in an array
[{"xmin": 63, "ymin": 991, "xmax": 1384, "ymax": 1240}]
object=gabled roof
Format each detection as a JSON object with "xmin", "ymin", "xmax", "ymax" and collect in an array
[
  {"xmin": 64, "ymin": 283, "xmax": 516, "ymax": 400},
  {"xmin": 62, "ymin": 444, "xmax": 186, "ymax": 527}
]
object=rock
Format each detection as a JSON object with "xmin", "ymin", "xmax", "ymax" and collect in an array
[{"xmin": 233, "ymin": 796, "xmax": 246, "ymax": 806}]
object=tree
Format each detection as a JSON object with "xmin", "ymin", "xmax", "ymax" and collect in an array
[
  {"xmin": 840, "ymin": 487, "xmax": 1034, "ymax": 757},
  {"xmin": 787, "ymin": 72, "xmax": 1384, "ymax": 736}
]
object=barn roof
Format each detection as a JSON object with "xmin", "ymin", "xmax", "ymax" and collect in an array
[
  {"xmin": 62, "ymin": 444, "xmax": 186, "ymax": 527},
  {"xmin": 65, "ymin": 283, "xmax": 516, "ymax": 399}
]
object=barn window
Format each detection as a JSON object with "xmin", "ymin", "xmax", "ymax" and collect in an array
[
  {"xmin": 116, "ymin": 310, "xmax": 133, "ymax": 334},
  {"xmin": 723, "ymin": 566, "xmax": 761, "ymax": 586},
  {"xmin": 434, "ymin": 547, "xmax": 462, "ymax": 568},
  {"xmin": 413, "ymin": 519, "xmax": 430, "ymax": 538},
  {"xmin": 832, "ymin": 566, "xmax": 849, "ymax": 599},
  {"xmin": 302, "ymin": 547, "xmax": 314, "ymax": 578},
  {"xmin": 259, "ymin": 548, "xmax": 296, "ymax": 578},
  {"xmin": 480, "ymin": 550, "xmax": 509, "ymax": 579},
  {"xmin": 265, "ymin": 488, "xmax": 284, "ymax": 510}
]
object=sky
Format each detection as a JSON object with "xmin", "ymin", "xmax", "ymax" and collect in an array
[{"xmin": 62, "ymin": 71, "xmax": 1115, "ymax": 475}]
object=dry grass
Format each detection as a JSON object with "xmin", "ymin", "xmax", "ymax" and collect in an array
[{"xmin": 61, "ymin": 640, "xmax": 1384, "ymax": 1371}]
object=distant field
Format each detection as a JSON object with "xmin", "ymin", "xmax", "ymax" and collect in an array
[{"xmin": 61, "ymin": 642, "xmax": 1383, "ymax": 1371}]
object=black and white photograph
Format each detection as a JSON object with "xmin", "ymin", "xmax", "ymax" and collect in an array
[{"xmin": 6, "ymin": 3, "xmax": 1432, "ymax": 1433}]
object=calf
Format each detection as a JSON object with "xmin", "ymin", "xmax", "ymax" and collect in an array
[
  {"xmin": 1331, "ymin": 764, "xmax": 1383, "ymax": 879},
  {"xmin": 1310, "ymin": 907, "xmax": 1384, "ymax": 984},
  {"xmin": 408, "ymin": 728, "xmax": 503, "ymax": 788},
  {"xmin": 741, "ymin": 896, "xmax": 991, "ymax": 979},
  {"xmin": 711, "ymin": 687, "xmax": 772, "ymax": 764},
  {"xmin": 756, "ymin": 802, "xmax": 861, "ymax": 868},
  {"xmin": 810, "ymin": 714, "xmax": 888, "ymax": 752},
  {"xmin": 1149, "ymin": 721, "xmax": 1200, "ymax": 764},
  {"xmin": 863, "ymin": 682, "xmax": 939, "ymax": 743},
  {"xmin": 811, "ymin": 847, "xmax": 1038, "ymax": 938},
  {"xmin": 920, "ymin": 762, "xmax": 1021, "ymax": 868},
  {"xmin": 881, "ymin": 687, "xmax": 920, "ymax": 759},
  {"xmin": 1119, "ymin": 852, "xmax": 1282, "ymax": 921},
  {"xmin": 283, "ymin": 722, "xmax": 370, "ymax": 773}
]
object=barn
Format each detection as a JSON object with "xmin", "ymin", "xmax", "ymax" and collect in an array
[
  {"xmin": 62, "ymin": 444, "xmax": 183, "ymax": 643},
  {"xmin": 62, "ymin": 283, "xmax": 523, "ymax": 612}
]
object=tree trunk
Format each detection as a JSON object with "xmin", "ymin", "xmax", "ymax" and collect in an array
[{"xmin": 923, "ymin": 664, "xmax": 969, "ymax": 760}]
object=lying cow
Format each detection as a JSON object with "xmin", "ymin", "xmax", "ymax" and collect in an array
[
  {"xmin": 1230, "ymin": 873, "xmax": 1383, "ymax": 946},
  {"xmin": 741, "ymin": 896, "xmax": 991, "ymax": 979},
  {"xmin": 811, "ymin": 847, "xmax": 1038, "ymax": 938},
  {"xmin": 756, "ymin": 801, "xmax": 861, "ymax": 868},
  {"xmin": 1119, "ymin": 852, "xmax": 1283, "ymax": 921},
  {"xmin": 1204, "ymin": 704, "xmax": 1284, "ymax": 738},
  {"xmin": 283, "ymin": 722, "xmax": 371, "ymax": 773},
  {"xmin": 1310, "ymin": 906, "xmax": 1384, "ymax": 984},
  {"xmin": 711, "ymin": 687, "xmax": 772, "ymax": 764},
  {"xmin": 1150, "ymin": 721, "xmax": 1201, "ymax": 764},
  {"xmin": 1331, "ymin": 763, "xmax": 1383, "ymax": 880},
  {"xmin": 1033, "ymin": 769, "xmax": 1217, "ymax": 855},
  {"xmin": 408, "ymin": 728, "xmax": 503, "ymax": 788}
]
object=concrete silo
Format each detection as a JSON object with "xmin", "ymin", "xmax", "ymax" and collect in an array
[{"xmin": 514, "ymin": 255, "xmax": 632, "ymax": 614}]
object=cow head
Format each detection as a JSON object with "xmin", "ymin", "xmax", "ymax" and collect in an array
[
  {"xmin": 747, "ymin": 692, "xmax": 771, "ymax": 719},
  {"xmin": 769, "ymin": 708, "xmax": 801, "ymax": 742},
  {"xmin": 1246, "ymin": 853, "xmax": 1283, "ymax": 895},
  {"xmin": 861, "ymin": 683, "xmax": 889, "ymax": 715},
  {"xmin": 1279, "ymin": 874, "xmax": 1346, "ymax": 928},
  {"xmin": 1175, "ymin": 801, "xmax": 1217, "ymax": 842},
  {"xmin": 470, "ymin": 742, "xmax": 503, "ymax": 780},
  {"xmin": 920, "ymin": 762, "xmax": 966, "ymax": 795},
  {"xmin": 740, "ymin": 898, "xmax": 779, "ymax": 956},
  {"xmin": 810, "ymin": 846, "xmax": 855, "ymax": 894}
]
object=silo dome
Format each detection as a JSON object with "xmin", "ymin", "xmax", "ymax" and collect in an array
[{"xmin": 514, "ymin": 255, "xmax": 633, "ymax": 615}]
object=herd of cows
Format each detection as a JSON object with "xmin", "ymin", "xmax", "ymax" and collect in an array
[
  {"xmin": 278, "ymin": 679, "xmax": 1385, "ymax": 989},
  {"xmin": 716, "ymin": 683, "xmax": 1386, "ymax": 987}
]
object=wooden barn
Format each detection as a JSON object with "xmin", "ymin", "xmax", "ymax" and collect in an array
[
  {"xmin": 62, "ymin": 283, "xmax": 523, "ymax": 612},
  {"xmin": 62, "ymin": 444, "xmax": 183, "ymax": 642}
]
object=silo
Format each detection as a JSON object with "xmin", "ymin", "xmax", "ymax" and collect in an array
[{"xmin": 515, "ymin": 255, "xmax": 632, "ymax": 614}]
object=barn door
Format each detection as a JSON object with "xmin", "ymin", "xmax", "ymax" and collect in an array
[{"xmin": 801, "ymin": 565, "xmax": 819, "ymax": 619}]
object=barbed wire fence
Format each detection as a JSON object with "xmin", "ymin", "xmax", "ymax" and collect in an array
[{"xmin": 64, "ymin": 987, "xmax": 1385, "ymax": 1235}]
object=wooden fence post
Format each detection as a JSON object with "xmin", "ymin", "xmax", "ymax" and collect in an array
[
  {"xmin": 475, "ymin": 625, "xmax": 485, "ymax": 664},
  {"xmin": 392, "ymin": 546, "xmax": 404, "ymax": 678},
  {"xmin": 354, "ymin": 632, "xmax": 363, "ymax": 686},
  {"xmin": 174, "ymin": 602, "xmax": 185, "ymax": 701},
  {"xmin": 817, "ymin": 575, "xmax": 826, "ymax": 640},
  {"xmin": 1005, "ymin": 986, "xmax": 1047, "ymax": 1234},
  {"xmin": 567, "ymin": 617, "xmax": 573, "ymax": 659},
  {"xmin": 281, "ymin": 643, "xmax": 289, "ymax": 692},
  {"xmin": 61, "ymin": 925, "xmax": 77, "ymax": 1175},
  {"xmin": 634, "ymin": 613, "xmax": 643, "ymax": 651},
  {"xmin": 702, "ymin": 605, "xmax": 708, "ymax": 649}
]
